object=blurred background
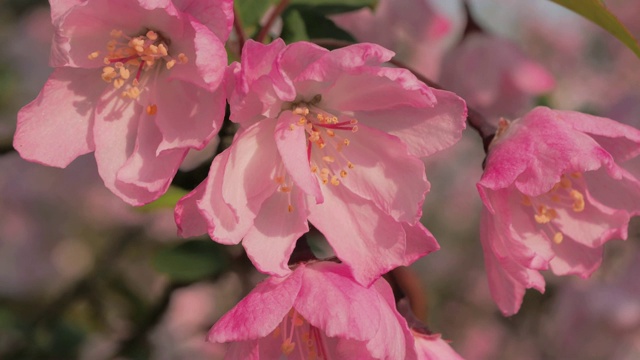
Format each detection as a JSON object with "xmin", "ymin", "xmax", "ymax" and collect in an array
[{"xmin": 0, "ymin": 0, "xmax": 639, "ymax": 359}]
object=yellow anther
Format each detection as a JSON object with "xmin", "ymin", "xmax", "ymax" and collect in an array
[
  {"xmin": 293, "ymin": 316, "xmax": 304, "ymax": 326},
  {"xmin": 281, "ymin": 339, "xmax": 296, "ymax": 355},
  {"xmin": 88, "ymin": 51, "xmax": 100, "ymax": 60},
  {"xmin": 178, "ymin": 53, "xmax": 188, "ymax": 63},
  {"xmin": 293, "ymin": 107, "xmax": 309, "ymax": 116},
  {"xmin": 347, "ymin": 162, "xmax": 355, "ymax": 169},
  {"xmin": 113, "ymin": 78, "xmax": 125, "ymax": 89},
  {"xmin": 134, "ymin": 45, "xmax": 145, "ymax": 53},
  {"xmin": 321, "ymin": 178, "xmax": 328, "ymax": 185},
  {"xmin": 114, "ymin": 61, "xmax": 124, "ymax": 68},
  {"xmin": 148, "ymin": 44, "xmax": 158, "ymax": 54},
  {"xmin": 560, "ymin": 177, "xmax": 572, "ymax": 189},
  {"xmin": 322, "ymin": 156, "xmax": 335, "ymax": 163},
  {"xmin": 343, "ymin": 139, "xmax": 350, "ymax": 146},
  {"xmin": 534, "ymin": 205, "xmax": 551, "ymax": 224},
  {"xmin": 547, "ymin": 208, "xmax": 558, "ymax": 220},
  {"xmin": 275, "ymin": 176, "xmax": 285, "ymax": 184},
  {"xmin": 318, "ymin": 142, "xmax": 326, "ymax": 149},
  {"xmin": 287, "ymin": 204, "xmax": 294, "ymax": 213},
  {"xmin": 146, "ymin": 30, "xmax": 158, "ymax": 41},
  {"xmin": 122, "ymin": 86, "xmax": 141, "ymax": 99},
  {"xmin": 521, "ymin": 195, "xmax": 532, "ymax": 206},
  {"xmin": 309, "ymin": 131, "xmax": 320, "ymax": 142},
  {"xmin": 570, "ymin": 190, "xmax": 585, "ymax": 212},
  {"xmin": 551, "ymin": 195, "xmax": 560, "ymax": 202},
  {"xmin": 330, "ymin": 176, "xmax": 340, "ymax": 186},
  {"xmin": 351, "ymin": 125, "xmax": 359, "ymax": 133},
  {"xmin": 553, "ymin": 232, "xmax": 563, "ymax": 244},
  {"xmin": 119, "ymin": 67, "xmax": 130, "ymax": 79},
  {"xmin": 340, "ymin": 170, "xmax": 348, "ymax": 178},
  {"xmin": 298, "ymin": 117, "xmax": 307, "ymax": 126},
  {"xmin": 110, "ymin": 29, "xmax": 123, "ymax": 38},
  {"xmin": 571, "ymin": 172, "xmax": 582, "ymax": 178},
  {"xmin": 166, "ymin": 60, "xmax": 176, "ymax": 69},
  {"xmin": 326, "ymin": 129, "xmax": 335, "ymax": 137},
  {"xmin": 310, "ymin": 165, "xmax": 318, "ymax": 173},
  {"xmin": 280, "ymin": 186, "xmax": 291, "ymax": 193},
  {"xmin": 146, "ymin": 104, "xmax": 158, "ymax": 115},
  {"xmin": 349, "ymin": 119, "xmax": 358, "ymax": 124},
  {"xmin": 158, "ymin": 44, "xmax": 168, "ymax": 56},
  {"xmin": 289, "ymin": 124, "xmax": 296, "ymax": 131},
  {"xmin": 320, "ymin": 168, "xmax": 330, "ymax": 175}
]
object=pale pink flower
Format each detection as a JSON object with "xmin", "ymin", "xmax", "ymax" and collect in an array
[
  {"xmin": 176, "ymin": 39, "xmax": 467, "ymax": 285},
  {"xmin": 440, "ymin": 33, "xmax": 555, "ymax": 123},
  {"xmin": 14, "ymin": 0, "xmax": 232, "ymax": 205},
  {"xmin": 478, "ymin": 106, "xmax": 640, "ymax": 315},
  {"xmin": 331, "ymin": 0, "xmax": 456, "ymax": 79},
  {"xmin": 209, "ymin": 261, "xmax": 418, "ymax": 360}
]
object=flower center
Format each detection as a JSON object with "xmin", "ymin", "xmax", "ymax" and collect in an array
[
  {"xmin": 273, "ymin": 309, "xmax": 329, "ymax": 360},
  {"xmin": 521, "ymin": 173, "xmax": 586, "ymax": 244},
  {"xmin": 88, "ymin": 29, "xmax": 188, "ymax": 115},
  {"xmin": 273, "ymin": 97, "xmax": 359, "ymax": 213}
]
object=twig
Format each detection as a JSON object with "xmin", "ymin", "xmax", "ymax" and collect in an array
[
  {"xmin": 233, "ymin": 5, "xmax": 246, "ymax": 56},
  {"xmin": 256, "ymin": 0, "xmax": 290, "ymax": 43}
]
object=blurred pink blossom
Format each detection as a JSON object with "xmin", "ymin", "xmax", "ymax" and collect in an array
[{"xmin": 478, "ymin": 107, "xmax": 640, "ymax": 315}]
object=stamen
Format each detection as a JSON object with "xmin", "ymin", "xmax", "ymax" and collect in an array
[
  {"xmin": 88, "ymin": 51, "xmax": 100, "ymax": 60},
  {"xmin": 553, "ymin": 232, "xmax": 563, "ymax": 244},
  {"xmin": 146, "ymin": 104, "xmax": 158, "ymax": 115},
  {"xmin": 281, "ymin": 339, "xmax": 295, "ymax": 356}
]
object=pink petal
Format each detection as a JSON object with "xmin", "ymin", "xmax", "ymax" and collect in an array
[
  {"xmin": 549, "ymin": 239, "xmax": 603, "ymax": 278},
  {"xmin": 414, "ymin": 333, "xmax": 464, "ymax": 360},
  {"xmin": 402, "ymin": 222, "xmax": 440, "ymax": 264},
  {"xmin": 168, "ymin": 19, "xmax": 227, "ymax": 91},
  {"xmin": 555, "ymin": 109, "xmax": 640, "ymax": 161},
  {"xmin": 196, "ymin": 150, "xmax": 246, "ymax": 244},
  {"xmin": 294, "ymin": 262, "xmax": 380, "ymax": 341},
  {"xmin": 92, "ymin": 89, "xmax": 141, "ymax": 204},
  {"xmin": 351, "ymin": 89, "xmax": 467, "ymax": 158},
  {"xmin": 321, "ymin": 66, "xmax": 435, "ymax": 112},
  {"xmin": 480, "ymin": 210, "xmax": 546, "ymax": 316},
  {"xmin": 173, "ymin": 0, "xmax": 234, "ymax": 40},
  {"xmin": 115, "ymin": 112, "xmax": 186, "ymax": 204},
  {"xmin": 208, "ymin": 268, "xmax": 303, "ymax": 343},
  {"xmin": 275, "ymin": 110, "xmax": 323, "ymax": 202},
  {"xmin": 308, "ymin": 185, "xmax": 410, "ymax": 286},
  {"xmin": 340, "ymin": 124, "xmax": 428, "ymax": 223},
  {"xmin": 199, "ymin": 120, "xmax": 279, "ymax": 244},
  {"xmin": 174, "ymin": 180, "xmax": 209, "ymax": 237},
  {"xmin": 511, "ymin": 60, "xmax": 555, "ymax": 94},
  {"xmin": 242, "ymin": 189, "xmax": 309, "ymax": 276},
  {"xmin": 154, "ymin": 78, "xmax": 225, "ymax": 152},
  {"xmin": 585, "ymin": 167, "xmax": 640, "ymax": 215},
  {"xmin": 50, "ymin": 0, "xmax": 83, "ymax": 22},
  {"xmin": 14, "ymin": 68, "xmax": 99, "ymax": 167}
]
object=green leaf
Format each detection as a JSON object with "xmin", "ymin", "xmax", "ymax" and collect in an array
[
  {"xmin": 281, "ymin": 5, "xmax": 357, "ymax": 44},
  {"xmin": 550, "ymin": 0, "xmax": 640, "ymax": 58},
  {"xmin": 152, "ymin": 240, "xmax": 230, "ymax": 282},
  {"xmin": 137, "ymin": 186, "xmax": 188, "ymax": 212}
]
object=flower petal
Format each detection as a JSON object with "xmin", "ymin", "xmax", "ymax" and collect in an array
[
  {"xmin": 242, "ymin": 189, "xmax": 309, "ymax": 276},
  {"xmin": 308, "ymin": 185, "xmax": 410, "ymax": 286},
  {"xmin": 275, "ymin": 110, "xmax": 323, "ymax": 202},
  {"xmin": 174, "ymin": 0, "xmax": 234, "ymax": 40},
  {"xmin": 174, "ymin": 180, "xmax": 209, "ymax": 237},
  {"xmin": 352, "ymin": 89, "xmax": 467, "ymax": 158},
  {"xmin": 339, "ymin": 124, "xmax": 428, "ymax": 223},
  {"xmin": 14, "ymin": 68, "xmax": 98, "ymax": 168},
  {"xmin": 208, "ymin": 268, "xmax": 303, "ymax": 343},
  {"xmin": 549, "ymin": 239, "xmax": 603, "ymax": 278}
]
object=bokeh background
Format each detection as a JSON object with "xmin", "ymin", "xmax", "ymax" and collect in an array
[{"xmin": 1, "ymin": 0, "xmax": 639, "ymax": 359}]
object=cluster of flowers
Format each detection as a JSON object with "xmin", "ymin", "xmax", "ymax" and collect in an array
[{"xmin": 13, "ymin": 0, "xmax": 640, "ymax": 358}]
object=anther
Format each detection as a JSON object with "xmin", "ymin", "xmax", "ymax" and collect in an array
[
  {"xmin": 553, "ymin": 232, "xmax": 563, "ymax": 244},
  {"xmin": 330, "ymin": 176, "xmax": 340, "ymax": 186},
  {"xmin": 88, "ymin": 51, "xmax": 100, "ymax": 60},
  {"xmin": 146, "ymin": 104, "xmax": 158, "ymax": 115},
  {"xmin": 281, "ymin": 339, "xmax": 296, "ymax": 356}
]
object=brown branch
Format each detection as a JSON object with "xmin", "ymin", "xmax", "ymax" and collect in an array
[
  {"xmin": 233, "ymin": 5, "xmax": 246, "ymax": 56},
  {"xmin": 256, "ymin": 0, "xmax": 290, "ymax": 43}
]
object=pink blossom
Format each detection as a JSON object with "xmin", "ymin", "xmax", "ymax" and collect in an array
[
  {"xmin": 209, "ymin": 261, "xmax": 418, "ymax": 360},
  {"xmin": 478, "ymin": 106, "xmax": 640, "ymax": 315},
  {"xmin": 14, "ymin": 0, "xmax": 232, "ymax": 205},
  {"xmin": 440, "ymin": 33, "xmax": 555, "ymax": 123},
  {"xmin": 331, "ymin": 0, "xmax": 456, "ymax": 79},
  {"xmin": 176, "ymin": 39, "xmax": 467, "ymax": 285}
]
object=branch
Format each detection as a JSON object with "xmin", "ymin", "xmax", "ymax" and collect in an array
[
  {"xmin": 256, "ymin": 0, "xmax": 289, "ymax": 43},
  {"xmin": 233, "ymin": 5, "xmax": 246, "ymax": 56}
]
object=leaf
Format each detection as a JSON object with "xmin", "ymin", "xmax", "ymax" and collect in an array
[
  {"xmin": 290, "ymin": 0, "xmax": 376, "ymax": 7},
  {"xmin": 550, "ymin": 0, "xmax": 640, "ymax": 58},
  {"xmin": 152, "ymin": 240, "xmax": 230, "ymax": 282},
  {"xmin": 137, "ymin": 186, "xmax": 188, "ymax": 212},
  {"xmin": 281, "ymin": 5, "xmax": 357, "ymax": 44}
]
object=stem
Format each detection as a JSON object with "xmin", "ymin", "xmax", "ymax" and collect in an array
[
  {"xmin": 0, "ymin": 143, "xmax": 15, "ymax": 155},
  {"xmin": 256, "ymin": 0, "xmax": 290, "ymax": 43},
  {"xmin": 233, "ymin": 6, "xmax": 246, "ymax": 56},
  {"xmin": 389, "ymin": 267, "xmax": 428, "ymax": 320}
]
